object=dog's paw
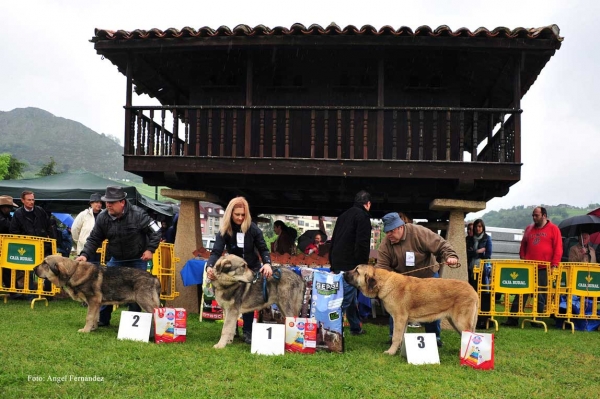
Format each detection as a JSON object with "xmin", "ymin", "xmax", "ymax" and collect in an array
[
  {"xmin": 78, "ymin": 328, "xmax": 91, "ymax": 333},
  {"xmin": 383, "ymin": 348, "xmax": 398, "ymax": 355},
  {"xmin": 213, "ymin": 342, "xmax": 227, "ymax": 349}
]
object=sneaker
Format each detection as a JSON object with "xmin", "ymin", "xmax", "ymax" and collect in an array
[
  {"xmin": 350, "ymin": 329, "xmax": 366, "ymax": 336},
  {"xmin": 408, "ymin": 322, "xmax": 421, "ymax": 328},
  {"xmin": 243, "ymin": 331, "xmax": 252, "ymax": 344},
  {"xmin": 386, "ymin": 338, "xmax": 393, "ymax": 345},
  {"xmin": 97, "ymin": 321, "xmax": 110, "ymax": 327},
  {"xmin": 436, "ymin": 339, "xmax": 443, "ymax": 348}
]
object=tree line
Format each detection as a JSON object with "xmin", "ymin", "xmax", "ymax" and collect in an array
[{"xmin": 0, "ymin": 153, "xmax": 58, "ymax": 180}]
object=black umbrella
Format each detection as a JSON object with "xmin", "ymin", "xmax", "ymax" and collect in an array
[{"xmin": 558, "ymin": 214, "xmax": 600, "ymax": 236}]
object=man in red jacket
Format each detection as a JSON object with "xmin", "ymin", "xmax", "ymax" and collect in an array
[{"xmin": 502, "ymin": 206, "xmax": 562, "ymax": 326}]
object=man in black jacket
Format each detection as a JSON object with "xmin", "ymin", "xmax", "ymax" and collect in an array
[
  {"xmin": 329, "ymin": 190, "xmax": 372, "ymax": 335},
  {"xmin": 1, "ymin": 195, "xmax": 18, "ymax": 287},
  {"xmin": 9, "ymin": 191, "xmax": 55, "ymax": 292},
  {"xmin": 76, "ymin": 186, "xmax": 161, "ymax": 327}
]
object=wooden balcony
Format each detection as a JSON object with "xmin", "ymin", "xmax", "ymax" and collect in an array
[{"xmin": 123, "ymin": 105, "xmax": 521, "ymax": 218}]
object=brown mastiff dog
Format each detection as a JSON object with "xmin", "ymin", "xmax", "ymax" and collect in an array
[
  {"xmin": 34, "ymin": 255, "xmax": 161, "ymax": 332},
  {"xmin": 344, "ymin": 264, "xmax": 478, "ymax": 355},
  {"xmin": 210, "ymin": 254, "xmax": 305, "ymax": 349}
]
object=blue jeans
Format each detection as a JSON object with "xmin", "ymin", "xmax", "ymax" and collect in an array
[
  {"xmin": 99, "ymin": 257, "xmax": 149, "ymax": 324},
  {"xmin": 341, "ymin": 278, "xmax": 362, "ymax": 333},
  {"xmin": 388, "ymin": 272, "xmax": 441, "ymax": 339}
]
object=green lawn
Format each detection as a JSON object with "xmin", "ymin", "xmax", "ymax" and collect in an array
[{"xmin": 1, "ymin": 299, "xmax": 599, "ymax": 398}]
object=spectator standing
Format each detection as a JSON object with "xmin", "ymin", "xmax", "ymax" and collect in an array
[
  {"xmin": 568, "ymin": 232, "xmax": 596, "ymax": 263},
  {"xmin": 9, "ymin": 191, "xmax": 55, "ymax": 292},
  {"xmin": 377, "ymin": 212, "xmax": 459, "ymax": 347},
  {"xmin": 75, "ymin": 186, "xmax": 161, "ymax": 327},
  {"xmin": 502, "ymin": 206, "xmax": 562, "ymax": 327},
  {"xmin": 329, "ymin": 190, "xmax": 372, "ymax": 336},
  {"xmin": 0, "ymin": 195, "xmax": 18, "ymax": 288},
  {"xmin": 272, "ymin": 220, "xmax": 296, "ymax": 255},
  {"xmin": 205, "ymin": 197, "xmax": 272, "ymax": 344},
  {"xmin": 71, "ymin": 193, "xmax": 103, "ymax": 264},
  {"xmin": 304, "ymin": 232, "xmax": 324, "ymax": 255},
  {"xmin": 470, "ymin": 219, "xmax": 493, "ymax": 328}
]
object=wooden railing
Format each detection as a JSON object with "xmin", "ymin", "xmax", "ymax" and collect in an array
[{"xmin": 125, "ymin": 106, "xmax": 521, "ymax": 163}]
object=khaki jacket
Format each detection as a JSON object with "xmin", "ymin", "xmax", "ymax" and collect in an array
[{"xmin": 377, "ymin": 223, "xmax": 458, "ymax": 278}]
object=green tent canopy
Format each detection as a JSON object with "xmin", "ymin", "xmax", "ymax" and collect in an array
[{"xmin": 0, "ymin": 172, "xmax": 177, "ymax": 217}]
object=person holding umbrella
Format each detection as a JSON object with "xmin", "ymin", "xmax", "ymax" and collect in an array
[{"xmin": 568, "ymin": 232, "xmax": 596, "ymax": 263}]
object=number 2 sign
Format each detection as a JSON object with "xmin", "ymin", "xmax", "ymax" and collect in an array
[{"xmin": 117, "ymin": 311, "xmax": 153, "ymax": 342}]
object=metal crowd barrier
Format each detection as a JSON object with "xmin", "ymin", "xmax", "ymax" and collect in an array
[
  {"xmin": 0, "ymin": 234, "xmax": 60, "ymax": 309},
  {"xmin": 97, "ymin": 241, "xmax": 180, "ymax": 301},
  {"xmin": 473, "ymin": 259, "xmax": 553, "ymax": 331},
  {"xmin": 151, "ymin": 243, "xmax": 180, "ymax": 301},
  {"xmin": 554, "ymin": 262, "xmax": 600, "ymax": 333}
]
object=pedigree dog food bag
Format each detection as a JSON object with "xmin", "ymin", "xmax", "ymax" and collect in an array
[{"xmin": 154, "ymin": 307, "xmax": 187, "ymax": 343}]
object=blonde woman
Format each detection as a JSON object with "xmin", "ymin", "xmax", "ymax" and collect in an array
[{"xmin": 206, "ymin": 197, "xmax": 272, "ymax": 344}]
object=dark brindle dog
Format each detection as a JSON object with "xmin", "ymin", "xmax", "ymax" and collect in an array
[
  {"xmin": 211, "ymin": 254, "xmax": 305, "ymax": 348},
  {"xmin": 34, "ymin": 255, "xmax": 161, "ymax": 332}
]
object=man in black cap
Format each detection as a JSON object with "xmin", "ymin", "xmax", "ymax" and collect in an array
[
  {"xmin": 378, "ymin": 212, "xmax": 459, "ymax": 347},
  {"xmin": 75, "ymin": 186, "xmax": 161, "ymax": 327},
  {"xmin": 71, "ymin": 193, "xmax": 103, "ymax": 264},
  {"xmin": 329, "ymin": 190, "xmax": 372, "ymax": 336}
]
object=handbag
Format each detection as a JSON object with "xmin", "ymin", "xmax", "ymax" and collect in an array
[{"xmin": 460, "ymin": 331, "xmax": 494, "ymax": 370}]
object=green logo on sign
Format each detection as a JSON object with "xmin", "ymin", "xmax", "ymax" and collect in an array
[
  {"xmin": 7, "ymin": 243, "xmax": 36, "ymax": 264},
  {"xmin": 499, "ymin": 268, "xmax": 530, "ymax": 289},
  {"xmin": 575, "ymin": 271, "xmax": 600, "ymax": 292}
]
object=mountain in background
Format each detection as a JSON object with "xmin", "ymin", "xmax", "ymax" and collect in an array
[
  {"xmin": 0, "ymin": 107, "xmax": 140, "ymax": 181},
  {"xmin": 477, "ymin": 204, "xmax": 600, "ymax": 230}
]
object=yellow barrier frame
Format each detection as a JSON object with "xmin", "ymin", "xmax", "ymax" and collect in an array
[
  {"xmin": 0, "ymin": 234, "xmax": 60, "ymax": 309},
  {"xmin": 554, "ymin": 262, "xmax": 600, "ymax": 333},
  {"xmin": 96, "ymin": 241, "xmax": 179, "ymax": 301},
  {"xmin": 474, "ymin": 259, "xmax": 552, "ymax": 331}
]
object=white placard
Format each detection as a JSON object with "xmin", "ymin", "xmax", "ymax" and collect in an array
[
  {"xmin": 251, "ymin": 322, "xmax": 285, "ymax": 356},
  {"xmin": 117, "ymin": 311, "xmax": 153, "ymax": 342},
  {"xmin": 400, "ymin": 333, "xmax": 440, "ymax": 365}
]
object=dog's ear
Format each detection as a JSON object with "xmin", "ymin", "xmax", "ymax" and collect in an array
[
  {"xmin": 46, "ymin": 257, "xmax": 61, "ymax": 277},
  {"xmin": 366, "ymin": 275, "xmax": 377, "ymax": 293}
]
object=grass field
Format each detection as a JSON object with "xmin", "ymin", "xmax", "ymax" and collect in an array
[{"xmin": 1, "ymin": 298, "xmax": 599, "ymax": 399}]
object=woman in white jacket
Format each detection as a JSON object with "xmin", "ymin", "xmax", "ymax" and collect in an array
[{"xmin": 71, "ymin": 193, "xmax": 103, "ymax": 263}]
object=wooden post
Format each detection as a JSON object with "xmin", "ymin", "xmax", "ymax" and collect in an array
[
  {"xmin": 245, "ymin": 57, "xmax": 253, "ymax": 157},
  {"xmin": 124, "ymin": 52, "xmax": 133, "ymax": 155},
  {"xmin": 377, "ymin": 58, "xmax": 384, "ymax": 159},
  {"xmin": 513, "ymin": 54, "xmax": 523, "ymax": 164}
]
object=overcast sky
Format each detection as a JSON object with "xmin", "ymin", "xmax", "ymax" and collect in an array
[{"xmin": 1, "ymin": 0, "xmax": 598, "ymax": 217}]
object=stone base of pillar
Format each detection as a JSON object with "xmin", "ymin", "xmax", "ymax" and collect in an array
[{"xmin": 161, "ymin": 189, "xmax": 220, "ymax": 313}]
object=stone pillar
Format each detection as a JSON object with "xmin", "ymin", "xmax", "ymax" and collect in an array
[
  {"xmin": 430, "ymin": 199, "xmax": 486, "ymax": 331},
  {"xmin": 429, "ymin": 199, "xmax": 486, "ymax": 282},
  {"xmin": 161, "ymin": 189, "xmax": 220, "ymax": 313}
]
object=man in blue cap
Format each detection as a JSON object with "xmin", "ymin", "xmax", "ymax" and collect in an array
[{"xmin": 377, "ymin": 212, "xmax": 459, "ymax": 347}]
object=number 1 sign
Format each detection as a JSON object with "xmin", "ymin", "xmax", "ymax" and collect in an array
[
  {"xmin": 251, "ymin": 322, "xmax": 285, "ymax": 355},
  {"xmin": 117, "ymin": 311, "xmax": 153, "ymax": 342}
]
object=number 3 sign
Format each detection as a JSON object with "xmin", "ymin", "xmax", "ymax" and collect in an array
[
  {"xmin": 400, "ymin": 333, "xmax": 440, "ymax": 365},
  {"xmin": 117, "ymin": 311, "xmax": 153, "ymax": 342}
]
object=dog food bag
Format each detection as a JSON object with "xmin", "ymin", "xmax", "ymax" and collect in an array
[
  {"xmin": 154, "ymin": 307, "xmax": 187, "ymax": 343},
  {"xmin": 285, "ymin": 317, "xmax": 317, "ymax": 354},
  {"xmin": 310, "ymin": 271, "xmax": 344, "ymax": 353},
  {"xmin": 460, "ymin": 331, "xmax": 494, "ymax": 370}
]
